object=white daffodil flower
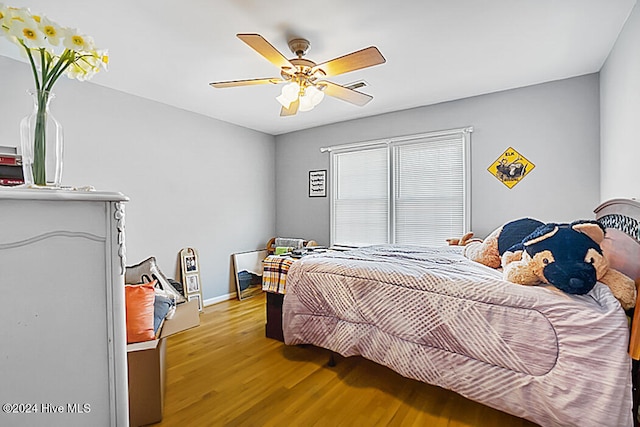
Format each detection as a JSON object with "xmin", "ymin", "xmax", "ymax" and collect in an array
[
  {"xmin": 39, "ymin": 16, "xmax": 61, "ymax": 46},
  {"xmin": 67, "ymin": 63, "xmax": 87, "ymax": 80},
  {"xmin": 81, "ymin": 49, "xmax": 109, "ymax": 73},
  {"xmin": 8, "ymin": 9, "xmax": 46, "ymax": 48},
  {"xmin": 63, "ymin": 27, "xmax": 94, "ymax": 52},
  {"xmin": 0, "ymin": 3, "xmax": 9, "ymax": 30},
  {"xmin": 0, "ymin": 5, "xmax": 17, "ymax": 42},
  {"xmin": 95, "ymin": 49, "xmax": 109, "ymax": 71}
]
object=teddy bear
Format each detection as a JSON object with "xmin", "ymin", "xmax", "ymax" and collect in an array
[{"xmin": 460, "ymin": 218, "xmax": 636, "ymax": 310}]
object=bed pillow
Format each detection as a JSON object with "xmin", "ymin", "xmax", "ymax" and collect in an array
[
  {"xmin": 125, "ymin": 282, "xmax": 157, "ymax": 344},
  {"xmin": 126, "ymin": 257, "xmax": 187, "ymax": 304}
]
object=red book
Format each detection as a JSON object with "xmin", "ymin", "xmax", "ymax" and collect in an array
[
  {"xmin": 0, "ymin": 178, "xmax": 24, "ymax": 186},
  {"xmin": 0, "ymin": 155, "xmax": 20, "ymax": 166}
]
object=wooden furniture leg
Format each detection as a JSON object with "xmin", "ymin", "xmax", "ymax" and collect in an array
[
  {"xmin": 328, "ymin": 352, "xmax": 337, "ymax": 367},
  {"xmin": 265, "ymin": 292, "xmax": 285, "ymax": 341},
  {"xmin": 633, "ymin": 359, "xmax": 639, "ymax": 427}
]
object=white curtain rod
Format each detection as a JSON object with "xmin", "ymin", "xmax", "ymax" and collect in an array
[{"xmin": 319, "ymin": 126, "xmax": 473, "ymax": 153}]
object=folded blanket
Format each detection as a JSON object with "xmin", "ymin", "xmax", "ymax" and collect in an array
[
  {"xmin": 262, "ymin": 255, "xmax": 297, "ymax": 294},
  {"xmin": 275, "ymin": 238, "xmax": 304, "ymax": 249}
]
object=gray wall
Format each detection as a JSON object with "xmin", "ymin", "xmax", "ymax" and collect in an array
[
  {"xmin": 0, "ymin": 56, "xmax": 276, "ymax": 302},
  {"xmin": 600, "ymin": 2, "xmax": 640, "ymax": 201},
  {"xmin": 2, "ymin": 46, "xmax": 611, "ymax": 300},
  {"xmin": 275, "ymin": 74, "xmax": 601, "ymax": 244}
]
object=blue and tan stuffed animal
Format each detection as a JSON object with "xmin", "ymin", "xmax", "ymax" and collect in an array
[{"xmin": 461, "ymin": 218, "xmax": 636, "ymax": 310}]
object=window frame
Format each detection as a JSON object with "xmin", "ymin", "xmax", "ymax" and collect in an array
[{"xmin": 327, "ymin": 127, "xmax": 472, "ymax": 247}]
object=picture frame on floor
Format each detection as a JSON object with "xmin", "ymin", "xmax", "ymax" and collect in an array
[
  {"xmin": 188, "ymin": 293, "xmax": 202, "ymax": 311},
  {"xmin": 186, "ymin": 275, "xmax": 200, "ymax": 293},
  {"xmin": 184, "ymin": 255, "xmax": 198, "ymax": 272},
  {"xmin": 180, "ymin": 247, "xmax": 204, "ymax": 312}
]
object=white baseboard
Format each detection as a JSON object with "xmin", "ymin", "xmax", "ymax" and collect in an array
[{"xmin": 203, "ymin": 292, "xmax": 236, "ymax": 307}]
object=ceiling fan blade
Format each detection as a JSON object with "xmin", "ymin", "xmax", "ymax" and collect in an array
[
  {"xmin": 209, "ymin": 78, "xmax": 283, "ymax": 88},
  {"xmin": 318, "ymin": 81, "xmax": 373, "ymax": 106},
  {"xmin": 312, "ymin": 46, "xmax": 386, "ymax": 77},
  {"xmin": 237, "ymin": 33, "xmax": 295, "ymax": 71},
  {"xmin": 280, "ymin": 99, "xmax": 299, "ymax": 117}
]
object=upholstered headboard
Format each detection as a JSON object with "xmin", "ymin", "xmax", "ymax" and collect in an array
[
  {"xmin": 595, "ymin": 198, "xmax": 640, "ymax": 285},
  {"xmin": 595, "ymin": 198, "xmax": 640, "ymax": 359}
]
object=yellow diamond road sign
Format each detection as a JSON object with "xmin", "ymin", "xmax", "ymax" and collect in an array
[{"xmin": 488, "ymin": 147, "xmax": 535, "ymax": 189}]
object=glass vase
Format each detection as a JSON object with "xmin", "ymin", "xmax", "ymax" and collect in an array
[{"xmin": 20, "ymin": 90, "xmax": 64, "ymax": 187}]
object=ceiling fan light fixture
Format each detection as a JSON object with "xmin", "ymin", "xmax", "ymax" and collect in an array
[
  {"xmin": 299, "ymin": 85, "xmax": 325, "ymax": 112},
  {"xmin": 276, "ymin": 94, "xmax": 292, "ymax": 108},
  {"xmin": 298, "ymin": 96, "xmax": 314, "ymax": 112},
  {"xmin": 276, "ymin": 82, "xmax": 300, "ymax": 108}
]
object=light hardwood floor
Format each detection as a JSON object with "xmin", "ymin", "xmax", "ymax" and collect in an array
[{"xmin": 152, "ymin": 293, "xmax": 538, "ymax": 427}]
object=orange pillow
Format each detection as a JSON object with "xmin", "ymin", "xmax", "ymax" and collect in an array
[{"xmin": 125, "ymin": 281, "xmax": 157, "ymax": 344}]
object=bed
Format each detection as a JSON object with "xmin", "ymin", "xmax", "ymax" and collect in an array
[{"xmin": 281, "ymin": 199, "xmax": 640, "ymax": 427}]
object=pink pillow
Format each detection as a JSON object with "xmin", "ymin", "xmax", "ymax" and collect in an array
[{"xmin": 125, "ymin": 282, "xmax": 156, "ymax": 343}]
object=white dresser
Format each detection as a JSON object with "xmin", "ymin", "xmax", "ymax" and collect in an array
[{"xmin": 0, "ymin": 188, "xmax": 129, "ymax": 426}]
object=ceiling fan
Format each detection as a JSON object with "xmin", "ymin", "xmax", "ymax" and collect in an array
[{"xmin": 210, "ymin": 33, "xmax": 386, "ymax": 116}]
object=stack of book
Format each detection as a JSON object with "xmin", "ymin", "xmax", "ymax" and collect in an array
[{"xmin": 0, "ymin": 146, "xmax": 24, "ymax": 186}]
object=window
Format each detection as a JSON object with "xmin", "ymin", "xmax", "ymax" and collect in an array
[
  {"xmin": 332, "ymin": 146, "xmax": 389, "ymax": 246},
  {"xmin": 328, "ymin": 127, "xmax": 471, "ymax": 247}
]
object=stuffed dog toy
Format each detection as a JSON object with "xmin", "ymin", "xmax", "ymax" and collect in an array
[
  {"xmin": 462, "ymin": 218, "xmax": 544, "ymax": 269},
  {"xmin": 462, "ymin": 218, "xmax": 636, "ymax": 310}
]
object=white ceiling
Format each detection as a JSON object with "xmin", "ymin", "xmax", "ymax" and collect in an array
[{"xmin": 0, "ymin": 0, "xmax": 636, "ymax": 135}]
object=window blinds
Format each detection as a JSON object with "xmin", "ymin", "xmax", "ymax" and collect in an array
[
  {"xmin": 329, "ymin": 128, "xmax": 470, "ymax": 247},
  {"xmin": 331, "ymin": 146, "xmax": 389, "ymax": 246},
  {"xmin": 393, "ymin": 134, "xmax": 466, "ymax": 246}
]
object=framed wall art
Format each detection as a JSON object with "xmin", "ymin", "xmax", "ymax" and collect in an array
[
  {"xmin": 487, "ymin": 147, "xmax": 535, "ymax": 189},
  {"xmin": 309, "ymin": 169, "xmax": 326, "ymax": 197}
]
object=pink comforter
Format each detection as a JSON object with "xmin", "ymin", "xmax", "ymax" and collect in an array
[{"xmin": 283, "ymin": 245, "xmax": 633, "ymax": 427}]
